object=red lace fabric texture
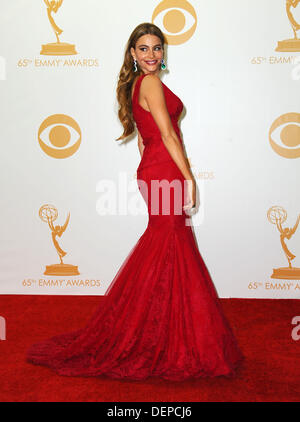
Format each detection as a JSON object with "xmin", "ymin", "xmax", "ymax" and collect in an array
[{"xmin": 26, "ymin": 73, "xmax": 244, "ymax": 381}]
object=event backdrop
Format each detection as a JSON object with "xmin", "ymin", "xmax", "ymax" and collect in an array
[{"xmin": 0, "ymin": 0, "xmax": 299, "ymax": 298}]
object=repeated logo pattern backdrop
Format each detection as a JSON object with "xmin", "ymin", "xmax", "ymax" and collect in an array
[{"xmin": 0, "ymin": 0, "xmax": 299, "ymax": 298}]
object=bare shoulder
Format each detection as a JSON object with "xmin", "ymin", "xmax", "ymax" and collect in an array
[{"xmin": 140, "ymin": 73, "xmax": 163, "ymax": 94}]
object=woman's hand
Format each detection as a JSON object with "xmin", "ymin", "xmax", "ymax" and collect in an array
[{"xmin": 183, "ymin": 178, "xmax": 196, "ymax": 212}]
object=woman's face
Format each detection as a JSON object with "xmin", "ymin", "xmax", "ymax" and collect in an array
[{"xmin": 130, "ymin": 34, "xmax": 163, "ymax": 75}]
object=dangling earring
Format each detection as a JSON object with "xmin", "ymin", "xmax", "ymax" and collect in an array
[
  {"xmin": 133, "ymin": 59, "xmax": 138, "ymax": 72},
  {"xmin": 160, "ymin": 58, "xmax": 166, "ymax": 70}
]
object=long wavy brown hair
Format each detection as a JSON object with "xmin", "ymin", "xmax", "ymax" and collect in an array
[{"xmin": 116, "ymin": 23, "xmax": 166, "ymax": 141}]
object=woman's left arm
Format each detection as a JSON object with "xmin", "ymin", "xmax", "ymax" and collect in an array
[{"xmin": 137, "ymin": 129, "xmax": 145, "ymax": 158}]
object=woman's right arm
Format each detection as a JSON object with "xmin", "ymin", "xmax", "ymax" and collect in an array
[{"xmin": 139, "ymin": 74, "xmax": 196, "ymax": 208}]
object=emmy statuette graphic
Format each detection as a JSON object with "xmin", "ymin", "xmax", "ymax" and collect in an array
[
  {"xmin": 276, "ymin": 0, "xmax": 300, "ymax": 51},
  {"xmin": 39, "ymin": 204, "xmax": 79, "ymax": 275},
  {"xmin": 40, "ymin": 0, "xmax": 77, "ymax": 55},
  {"xmin": 268, "ymin": 206, "xmax": 300, "ymax": 279}
]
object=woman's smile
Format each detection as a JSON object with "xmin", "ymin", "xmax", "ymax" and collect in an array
[{"xmin": 145, "ymin": 60, "xmax": 158, "ymax": 65}]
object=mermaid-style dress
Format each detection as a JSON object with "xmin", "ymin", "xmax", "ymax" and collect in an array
[{"xmin": 26, "ymin": 73, "xmax": 244, "ymax": 381}]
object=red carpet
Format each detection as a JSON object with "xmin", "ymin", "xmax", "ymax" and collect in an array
[{"xmin": 0, "ymin": 295, "xmax": 299, "ymax": 402}]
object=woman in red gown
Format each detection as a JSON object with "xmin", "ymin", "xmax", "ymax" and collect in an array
[{"xmin": 26, "ymin": 23, "xmax": 244, "ymax": 381}]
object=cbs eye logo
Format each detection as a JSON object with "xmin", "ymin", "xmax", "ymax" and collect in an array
[
  {"xmin": 269, "ymin": 113, "xmax": 300, "ymax": 159},
  {"xmin": 38, "ymin": 114, "xmax": 81, "ymax": 159},
  {"xmin": 152, "ymin": 0, "xmax": 197, "ymax": 45}
]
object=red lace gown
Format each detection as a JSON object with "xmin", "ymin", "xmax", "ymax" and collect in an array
[{"xmin": 26, "ymin": 73, "xmax": 244, "ymax": 381}]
